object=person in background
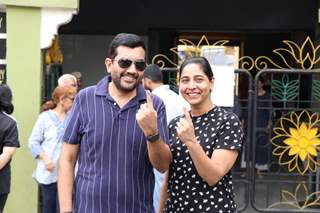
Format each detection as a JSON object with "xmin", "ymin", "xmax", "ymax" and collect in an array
[
  {"xmin": 58, "ymin": 74, "xmax": 77, "ymax": 90},
  {"xmin": 28, "ymin": 86, "xmax": 76, "ymax": 213},
  {"xmin": 42, "ymin": 74, "xmax": 78, "ymax": 112},
  {"xmin": 143, "ymin": 64, "xmax": 188, "ymax": 124},
  {"xmin": 58, "ymin": 33, "xmax": 172, "ymax": 213},
  {"xmin": 142, "ymin": 64, "xmax": 187, "ymax": 212},
  {"xmin": 71, "ymin": 71, "xmax": 83, "ymax": 92},
  {"xmin": 0, "ymin": 84, "xmax": 20, "ymax": 213},
  {"xmin": 255, "ymin": 77, "xmax": 272, "ymax": 178},
  {"xmin": 160, "ymin": 57, "xmax": 243, "ymax": 213}
]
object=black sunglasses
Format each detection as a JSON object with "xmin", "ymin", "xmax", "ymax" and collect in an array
[{"xmin": 113, "ymin": 58, "xmax": 146, "ymax": 71}]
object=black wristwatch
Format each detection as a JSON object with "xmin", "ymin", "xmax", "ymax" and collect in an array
[{"xmin": 147, "ymin": 132, "xmax": 160, "ymax": 143}]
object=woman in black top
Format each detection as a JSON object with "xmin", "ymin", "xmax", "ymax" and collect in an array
[
  {"xmin": 0, "ymin": 84, "xmax": 20, "ymax": 212},
  {"xmin": 255, "ymin": 77, "xmax": 271, "ymax": 176},
  {"xmin": 160, "ymin": 57, "xmax": 243, "ymax": 213}
]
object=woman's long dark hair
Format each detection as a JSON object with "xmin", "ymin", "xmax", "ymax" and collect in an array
[{"xmin": 0, "ymin": 84, "xmax": 14, "ymax": 114}]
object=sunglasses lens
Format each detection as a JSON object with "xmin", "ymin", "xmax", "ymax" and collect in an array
[
  {"xmin": 116, "ymin": 58, "xmax": 146, "ymax": 71},
  {"xmin": 118, "ymin": 59, "xmax": 132, "ymax": 69},
  {"xmin": 135, "ymin": 61, "xmax": 146, "ymax": 71}
]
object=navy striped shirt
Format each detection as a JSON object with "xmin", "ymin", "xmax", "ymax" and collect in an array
[{"xmin": 62, "ymin": 76, "xmax": 169, "ymax": 213}]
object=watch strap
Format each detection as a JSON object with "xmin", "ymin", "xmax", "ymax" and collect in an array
[{"xmin": 146, "ymin": 132, "xmax": 160, "ymax": 143}]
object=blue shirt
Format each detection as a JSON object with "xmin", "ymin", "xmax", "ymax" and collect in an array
[
  {"xmin": 28, "ymin": 110, "xmax": 67, "ymax": 184},
  {"xmin": 62, "ymin": 76, "xmax": 169, "ymax": 213}
]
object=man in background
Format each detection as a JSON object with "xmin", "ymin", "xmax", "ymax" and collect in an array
[
  {"xmin": 71, "ymin": 71, "xmax": 83, "ymax": 92},
  {"xmin": 142, "ymin": 64, "xmax": 188, "ymax": 212},
  {"xmin": 58, "ymin": 74, "xmax": 77, "ymax": 90}
]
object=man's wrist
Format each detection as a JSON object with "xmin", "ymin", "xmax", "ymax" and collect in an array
[
  {"xmin": 145, "ymin": 128, "xmax": 158, "ymax": 137},
  {"xmin": 146, "ymin": 132, "xmax": 160, "ymax": 143}
]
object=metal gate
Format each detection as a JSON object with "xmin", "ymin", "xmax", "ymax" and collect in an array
[
  {"xmin": 240, "ymin": 69, "xmax": 320, "ymax": 213},
  {"xmin": 154, "ymin": 36, "xmax": 320, "ymax": 212},
  {"xmin": 161, "ymin": 67, "xmax": 320, "ymax": 213}
]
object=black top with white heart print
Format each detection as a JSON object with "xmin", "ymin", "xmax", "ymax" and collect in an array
[{"xmin": 164, "ymin": 107, "xmax": 243, "ymax": 213}]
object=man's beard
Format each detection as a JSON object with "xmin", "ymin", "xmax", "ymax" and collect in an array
[{"xmin": 112, "ymin": 73, "xmax": 140, "ymax": 92}]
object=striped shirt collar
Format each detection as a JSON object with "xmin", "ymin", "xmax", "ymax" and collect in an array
[{"xmin": 95, "ymin": 75, "xmax": 147, "ymax": 102}]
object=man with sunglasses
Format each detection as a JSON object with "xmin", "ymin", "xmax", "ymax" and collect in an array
[{"xmin": 58, "ymin": 33, "xmax": 172, "ymax": 213}]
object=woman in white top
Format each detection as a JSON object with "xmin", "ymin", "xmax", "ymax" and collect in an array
[{"xmin": 28, "ymin": 85, "xmax": 76, "ymax": 213}]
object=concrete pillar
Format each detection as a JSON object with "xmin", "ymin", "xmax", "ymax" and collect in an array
[
  {"xmin": 5, "ymin": 6, "xmax": 41, "ymax": 212},
  {"xmin": 0, "ymin": 1, "xmax": 78, "ymax": 212}
]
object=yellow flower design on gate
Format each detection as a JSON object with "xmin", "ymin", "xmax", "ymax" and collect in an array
[
  {"xmin": 285, "ymin": 122, "xmax": 320, "ymax": 161},
  {"xmin": 272, "ymin": 111, "xmax": 320, "ymax": 175}
]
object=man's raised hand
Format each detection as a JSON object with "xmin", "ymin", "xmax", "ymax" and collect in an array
[{"xmin": 136, "ymin": 91, "xmax": 158, "ymax": 136}]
